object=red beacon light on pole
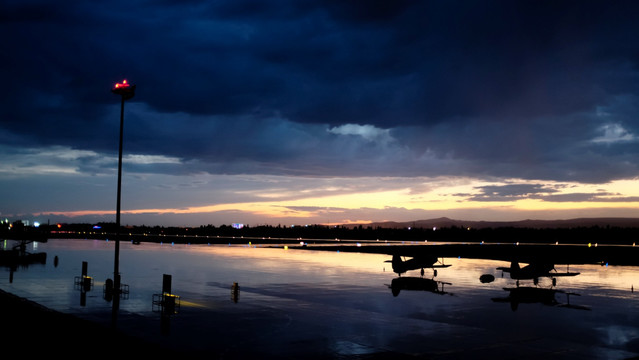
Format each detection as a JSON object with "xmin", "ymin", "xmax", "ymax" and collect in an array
[
  {"xmin": 111, "ymin": 79, "xmax": 136, "ymax": 100},
  {"xmin": 110, "ymin": 78, "xmax": 136, "ymax": 309}
]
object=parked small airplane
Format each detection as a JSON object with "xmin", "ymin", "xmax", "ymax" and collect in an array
[
  {"xmin": 385, "ymin": 254, "xmax": 451, "ymax": 277},
  {"xmin": 497, "ymin": 261, "xmax": 580, "ymax": 286}
]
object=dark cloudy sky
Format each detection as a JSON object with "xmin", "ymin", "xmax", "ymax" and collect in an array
[{"xmin": 2, "ymin": 0, "xmax": 639, "ymax": 226}]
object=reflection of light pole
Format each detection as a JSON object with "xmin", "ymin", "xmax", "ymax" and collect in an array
[{"xmin": 111, "ymin": 79, "xmax": 135, "ymax": 304}]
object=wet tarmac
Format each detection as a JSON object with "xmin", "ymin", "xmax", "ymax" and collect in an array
[{"xmin": 2, "ymin": 238, "xmax": 639, "ymax": 359}]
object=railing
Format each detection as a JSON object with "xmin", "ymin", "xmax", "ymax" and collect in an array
[{"xmin": 152, "ymin": 293, "xmax": 180, "ymax": 315}]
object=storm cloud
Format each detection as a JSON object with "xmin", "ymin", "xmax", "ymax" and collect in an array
[{"xmin": 2, "ymin": 1, "xmax": 639, "ymax": 225}]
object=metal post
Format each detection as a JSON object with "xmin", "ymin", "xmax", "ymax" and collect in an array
[
  {"xmin": 114, "ymin": 95, "xmax": 124, "ymax": 296},
  {"xmin": 162, "ymin": 274, "xmax": 172, "ymax": 294},
  {"xmin": 110, "ymin": 79, "xmax": 135, "ymax": 322}
]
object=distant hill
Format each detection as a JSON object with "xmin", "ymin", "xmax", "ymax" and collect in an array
[{"xmin": 352, "ymin": 217, "xmax": 639, "ymax": 229}]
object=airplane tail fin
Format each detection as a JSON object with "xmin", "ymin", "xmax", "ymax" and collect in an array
[
  {"xmin": 391, "ymin": 254, "xmax": 404, "ymax": 274},
  {"xmin": 511, "ymin": 261, "xmax": 520, "ymax": 272}
]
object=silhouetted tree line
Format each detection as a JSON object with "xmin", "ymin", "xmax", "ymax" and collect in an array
[{"xmin": 37, "ymin": 222, "xmax": 639, "ymax": 245}]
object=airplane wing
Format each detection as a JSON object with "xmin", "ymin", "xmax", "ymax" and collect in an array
[{"xmin": 548, "ymin": 272, "xmax": 580, "ymax": 277}]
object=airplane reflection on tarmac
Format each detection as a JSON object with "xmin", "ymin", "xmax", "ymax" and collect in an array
[
  {"xmin": 497, "ymin": 261, "xmax": 580, "ymax": 286},
  {"xmin": 388, "ymin": 277, "xmax": 452, "ymax": 297},
  {"xmin": 383, "ymin": 254, "xmax": 454, "ymax": 297},
  {"xmin": 294, "ymin": 242, "xmax": 636, "ymax": 311},
  {"xmin": 492, "ymin": 286, "xmax": 590, "ymax": 311},
  {"xmin": 381, "ymin": 255, "xmax": 589, "ymax": 310},
  {"xmin": 491, "ymin": 259, "xmax": 589, "ymax": 311}
]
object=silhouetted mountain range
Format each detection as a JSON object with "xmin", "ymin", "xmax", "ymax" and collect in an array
[
  {"xmin": 358, "ymin": 217, "xmax": 639, "ymax": 229},
  {"xmin": 29, "ymin": 216, "xmax": 639, "ymax": 245}
]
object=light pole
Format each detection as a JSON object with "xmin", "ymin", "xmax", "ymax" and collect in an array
[{"xmin": 111, "ymin": 79, "xmax": 135, "ymax": 309}]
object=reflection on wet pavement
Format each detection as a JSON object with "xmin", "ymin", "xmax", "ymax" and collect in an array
[{"xmin": 1, "ymin": 238, "xmax": 639, "ymax": 359}]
